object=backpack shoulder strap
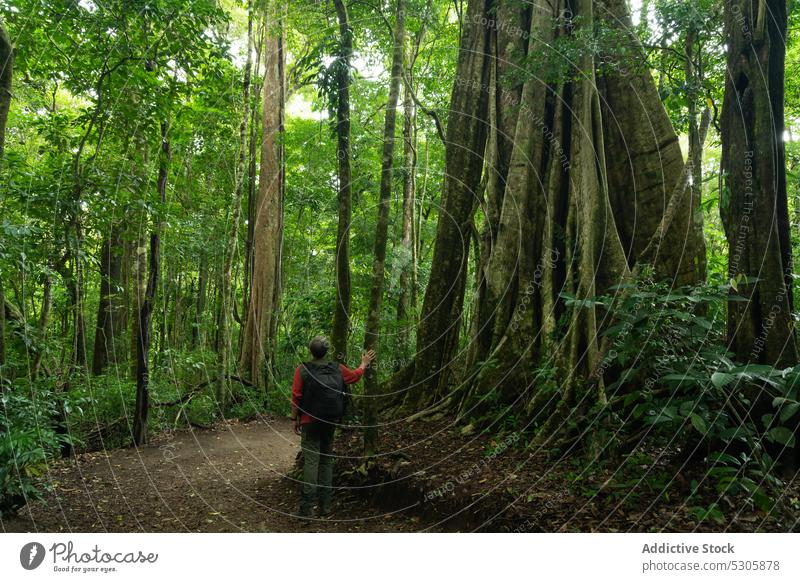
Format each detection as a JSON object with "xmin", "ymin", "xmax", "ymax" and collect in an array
[
  {"xmin": 328, "ymin": 362, "xmax": 345, "ymax": 390},
  {"xmin": 300, "ymin": 362, "xmax": 314, "ymax": 382},
  {"xmin": 299, "ymin": 363, "xmax": 317, "ymax": 408}
]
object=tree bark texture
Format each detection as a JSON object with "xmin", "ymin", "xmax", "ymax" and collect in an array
[
  {"xmin": 331, "ymin": 0, "xmax": 354, "ymax": 363},
  {"xmin": 239, "ymin": 3, "xmax": 284, "ymax": 391}
]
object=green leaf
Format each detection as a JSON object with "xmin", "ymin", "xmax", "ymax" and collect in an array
[
  {"xmin": 779, "ymin": 402, "xmax": 800, "ymax": 423},
  {"xmin": 711, "ymin": 372, "xmax": 735, "ymax": 389},
  {"xmin": 661, "ymin": 373, "xmax": 704, "ymax": 384},
  {"xmin": 694, "ymin": 317, "xmax": 713, "ymax": 330},
  {"xmin": 708, "ymin": 452, "xmax": 740, "ymax": 466},
  {"xmin": 689, "ymin": 413, "xmax": 707, "ymax": 435},
  {"xmin": 767, "ymin": 427, "xmax": 796, "ymax": 447},
  {"xmin": 719, "ymin": 426, "xmax": 748, "ymax": 442}
]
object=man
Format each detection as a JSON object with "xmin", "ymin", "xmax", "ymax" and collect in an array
[{"xmin": 290, "ymin": 336, "xmax": 375, "ymax": 518}]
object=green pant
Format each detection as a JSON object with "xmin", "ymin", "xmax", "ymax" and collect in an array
[{"xmin": 300, "ymin": 421, "xmax": 336, "ymax": 513}]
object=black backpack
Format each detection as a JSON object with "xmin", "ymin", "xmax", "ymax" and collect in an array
[{"xmin": 299, "ymin": 361, "xmax": 346, "ymax": 422}]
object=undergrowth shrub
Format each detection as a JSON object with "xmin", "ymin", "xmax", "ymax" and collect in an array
[
  {"xmin": 0, "ymin": 379, "xmax": 71, "ymax": 515},
  {"xmin": 592, "ymin": 279, "xmax": 800, "ymax": 521}
]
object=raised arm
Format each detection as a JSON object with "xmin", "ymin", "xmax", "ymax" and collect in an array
[{"xmin": 340, "ymin": 350, "xmax": 376, "ymax": 384}]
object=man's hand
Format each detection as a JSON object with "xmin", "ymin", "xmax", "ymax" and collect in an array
[
  {"xmin": 360, "ymin": 349, "xmax": 376, "ymax": 369},
  {"xmin": 291, "ymin": 415, "xmax": 301, "ymax": 435}
]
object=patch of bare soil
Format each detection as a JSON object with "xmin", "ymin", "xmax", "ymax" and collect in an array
[{"xmin": 1, "ymin": 417, "xmax": 426, "ymax": 533}]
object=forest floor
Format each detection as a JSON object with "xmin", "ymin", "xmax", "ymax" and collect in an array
[
  {"xmin": 334, "ymin": 418, "xmax": 800, "ymax": 532},
  {"xmin": 1, "ymin": 417, "xmax": 424, "ymax": 533},
  {"xmin": 2, "ymin": 417, "xmax": 798, "ymax": 533}
]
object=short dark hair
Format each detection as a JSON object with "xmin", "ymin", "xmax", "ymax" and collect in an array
[{"xmin": 309, "ymin": 336, "xmax": 329, "ymax": 359}]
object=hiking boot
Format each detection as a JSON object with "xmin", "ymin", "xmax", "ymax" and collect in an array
[
  {"xmin": 319, "ymin": 504, "xmax": 333, "ymax": 518},
  {"xmin": 298, "ymin": 505, "xmax": 316, "ymax": 519}
]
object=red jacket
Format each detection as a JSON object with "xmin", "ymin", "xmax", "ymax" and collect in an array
[{"xmin": 291, "ymin": 362, "xmax": 364, "ymax": 425}]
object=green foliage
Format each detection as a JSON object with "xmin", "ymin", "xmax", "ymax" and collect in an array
[
  {"xmin": 595, "ymin": 279, "xmax": 798, "ymax": 518},
  {"xmin": 0, "ymin": 427, "xmax": 50, "ymax": 515},
  {"xmin": 642, "ymin": 0, "xmax": 726, "ymax": 133},
  {"xmin": 0, "ymin": 380, "xmax": 71, "ymax": 515},
  {"xmin": 1, "ymin": 0, "xmax": 796, "ymax": 533}
]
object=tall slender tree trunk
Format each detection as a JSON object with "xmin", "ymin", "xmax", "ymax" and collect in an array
[
  {"xmin": 362, "ymin": 0, "xmax": 405, "ymax": 455},
  {"xmin": 66, "ymin": 79, "xmax": 108, "ymax": 377},
  {"xmin": 170, "ymin": 272, "xmax": 184, "ymax": 348},
  {"xmin": 158, "ymin": 266, "xmax": 170, "ymax": 359},
  {"xmin": 0, "ymin": 21, "xmax": 11, "ymax": 376},
  {"xmin": 219, "ymin": 0, "xmax": 254, "ymax": 403},
  {"xmin": 130, "ymin": 233, "xmax": 147, "ymax": 377},
  {"xmin": 0, "ymin": 273, "xmax": 5, "ymax": 379},
  {"xmin": 0, "ymin": 19, "xmax": 8, "ymax": 151},
  {"xmin": 414, "ymin": 138, "xmax": 427, "ymax": 300},
  {"xmin": 192, "ymin": 253, "xmax": 207, "ymax": 349},
  {"xmin": 243, "ymin": 26, "xmax": 263, "ymax": 342},
  {"xmin": 32, "ymin": 271, "xmax": 53, "ymax": 380},
  {"xmin": 637, "ymin": 0, "xmax": 651, "ymax": 37},
  {"xmin": 271, "ymin": 0, "xmax": 286, "ymax": 373},
  {"xmin": 331, "ymin": 0, "xmax": 354, "ymax": 363},
  {"xmin": 58, "ymin": 254, "xmax": 88, "ymax": 377},
  {"xmin": 92, "ymin": 224, "xmax": 125, "ymax": 374},
  {"xmin": 134, "ymin": 121, "xmax": 170, "ymax": 446},
  {"xmin": 239, "ymin": 2, "xmax": 284, "ymax": 391},
  {"xmin": 397, "ymin": 26, "xmax": 423, "ymax": 359},
  {"xmin": 684, "ymin": 29, "xmax": 707, "ymax": 281}
]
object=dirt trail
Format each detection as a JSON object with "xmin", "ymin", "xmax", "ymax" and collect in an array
[{"xmin": 2, "ymin": 418, "xmax": 423, "ymax": 533}]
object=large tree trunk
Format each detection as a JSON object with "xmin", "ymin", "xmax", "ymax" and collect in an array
[
  {"xmin": 597, "ymin": 0, "xmax": 705, "ymax": 286},
  {"xmin": 720, "ymin": 0, "xmax": 796, "ymax": 368},
  {"xmin": 466, "ymin": 0, "xmax": 531, "ymax": 373},
  {"xmin": 720, "ymin": 0, "xmax": 797, "ymax": 465},
  {"xmin": 134, "ymin": 121, "xmax": 169, "ymax": 446},
  {"xmin": 527, "ymin": 0, "xmax": 630, "ymax": 415},
  {"xmin": 330, "ymin": 0, "xmax": 354, "ymax": 363},
  {"xmin": 218, "ymin": 0, "xmax": 254, "ymax": 403},
  {"xmin": 405, "ymin": 0, "xmax": 696, "ymax": 435},
  {"xmin": 239, "ymin": 2, "xmax": 284, "ymax": 391},
  {"xmin": 362, "ymin": 0, "xmax": 405, "ymax": 456},
  {"xmin": 403, "ymin": 0, "xmax": 492, "ymax": 408},
  {"xmin": 92, "ymin": 225, "xmax": 125, "ymax": 374}
]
